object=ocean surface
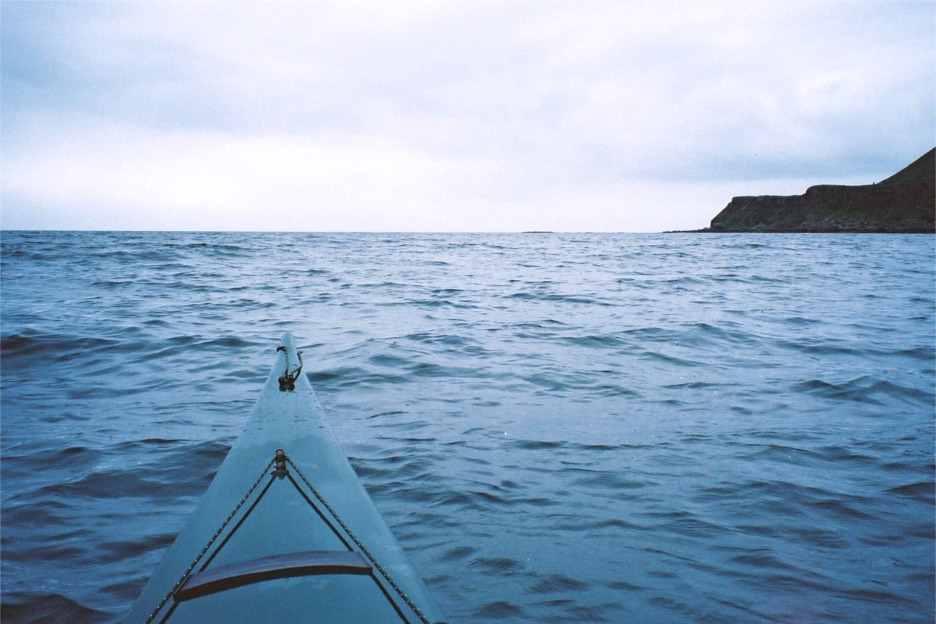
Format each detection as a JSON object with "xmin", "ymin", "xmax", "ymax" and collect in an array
[{"xmin": 1, "ymin": 231, "xmax": 933, "ymax": 623}]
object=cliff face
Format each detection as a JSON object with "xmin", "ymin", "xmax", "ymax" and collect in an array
[{"xmin": 709, "ymin": 148, "xmax": 935, "ymax": 233}]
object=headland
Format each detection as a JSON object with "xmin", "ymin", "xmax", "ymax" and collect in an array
[{"xmin": 694, "ymin": 148, "xmax": 934, "ymax": 233}]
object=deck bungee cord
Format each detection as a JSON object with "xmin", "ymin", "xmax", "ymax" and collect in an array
[
  {"xmin": 147, "ymin": 449, "xmax": 436, "ymax": 624},
  {"xmin": 128, "ymin": 334, "xmax": 446, "ymax": 624},
  {"xmin": 145, "ymin": 457, "xmax": 276, "ymax": 624}
]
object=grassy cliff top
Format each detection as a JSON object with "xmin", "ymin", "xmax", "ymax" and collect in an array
[{"xmin": 878, "ymin": 148, "xmax": 935, "ymax": 185}]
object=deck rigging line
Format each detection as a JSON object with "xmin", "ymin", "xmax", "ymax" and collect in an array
[
  {"xmin": 145, "ymin": 457, "xmax": 276, "ymax": 624},
  {"xmin": 144, "ymin": 449, "xmax": 435, "ymax": 624}
]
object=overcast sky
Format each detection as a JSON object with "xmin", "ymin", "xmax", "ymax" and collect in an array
[{"xmin": 2, "ymin": 1, "xmax": 933, "ymax": 232}]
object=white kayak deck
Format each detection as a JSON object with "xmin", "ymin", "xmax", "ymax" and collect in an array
[{"xmin": 125, "ymin": 334, "xmax": 445, "ymax": 623}]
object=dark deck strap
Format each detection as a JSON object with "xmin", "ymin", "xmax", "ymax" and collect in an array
[{"xmin": 174, "ymin": 550, "xmax": 373, "ymax": 602}]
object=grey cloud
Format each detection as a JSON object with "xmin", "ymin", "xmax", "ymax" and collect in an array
[{"xmin": 2, "ymin": 0, "xmax": 933, "ymax": 231}]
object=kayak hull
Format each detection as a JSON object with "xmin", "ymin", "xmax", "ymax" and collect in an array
[{"xmin": 125, "ymin": 334, "xmax": 444, "ymax": 623}]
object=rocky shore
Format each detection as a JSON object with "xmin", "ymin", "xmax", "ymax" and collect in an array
[{"xmin": 700, "ymin": 148, "xmax": 934, "ymax": 233}]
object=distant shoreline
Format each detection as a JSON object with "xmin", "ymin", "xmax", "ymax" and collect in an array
[
  {"xmin": 693, "ymin": 148, "xmax": 935, "ymax": 235},
  {"xmin": 669, "ymin": 228, "xmax": 935, "ymax": 234}
]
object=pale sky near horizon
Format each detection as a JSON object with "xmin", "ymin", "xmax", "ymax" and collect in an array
[{"xmin": 2, "ymin": 1, "xmax": 933, "ymax": 232}]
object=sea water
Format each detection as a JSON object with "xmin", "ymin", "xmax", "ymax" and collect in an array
[{"xmin": 1, "ymin": 231, "xmax": 933, "ymax": 623}]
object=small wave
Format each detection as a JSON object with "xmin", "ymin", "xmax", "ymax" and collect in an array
[
  {"xmin": 527, "ymin": 574, "xmax": 588, "ymax": 594},
  {"xmin": 818, "ymin": 445, "xmax": 876, "ymax": 464},
  {"xmin": 655, "ymin": 511, "xmax": 730, "ymax": 537},
  {"xmin": 729, "ymin": 551, "xmax": 799, "ymax": 573},
  {"xmin": 794, "ymin": 377, "xmax": 934, "ymax": 406},
  {"xmin": 897, "ymin": 346, "xmax": 936, "ymax": 361},
  {"xmin": 886, "ymin": 481, "xmax": 935, "ymax": 503},
  {"xmin": 0, "ymin": 330, "xmax": 121, "ymax": 361},
  {"xmin": 92, "ymin": 247, "xmax": 179, "ymax": 264},
  {"xmin": 779, "ymin": 340, "xmax": 860, "ymax": 357},
  {"xmin": 15, "ymin": 440, "xmax": 230, "ymax": 505},
  {"xmin": 559, "ymin": 334, "xmax": 628, "ymax": 349},
  {"xmin": 511, "ymin": 439, "xmax": 565, "ymax": 451},
  {"xmin": 470, "ymin": 556, "xmax": 526, "ymax": 574},
  {"xmin": 100, "ymin": 532, "xmax": 178, "ymax": 560},
  {"xmin": 569, "ymin": 471, "xmax": 647, "ymax": 491},
  {"xmin": 402, "ymin": 332, "xmax": 474, "ymax": 348},
  {"xmin": 640, "ymin": 351, "xmax": 701, "ymax": 368},
  {"xmin": 0, "ymin": 593, "xmax": 110, "ymax": 624},
  {"xmin": 734, "ymin": 443, "xmax": 828, "ymax": 468},
  {"xmin": 504, "ymin": 291, "xmax": 613, "ymax": 306},
  {"xmin": 474, "ymin": 600, "xmax": 526, "ymax": 618},
  {"xmin": 791, "ymin": 525, "xmax": 849, "ymax": 549},
  {"xmin": 839, "ymin": 587, "xmax": 905, "ymax": 605},
  {"xmin": 785, "ymin": 315, "xmax": 822, "ymax": 325},
  {"xmin": 440, "ymin": 545, "xmax": 478, "ymax": 562}
]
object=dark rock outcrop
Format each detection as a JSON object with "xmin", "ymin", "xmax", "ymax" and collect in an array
[{"xmin": 707, "ymin": 148, "xmax": 935, "ymax": 233}]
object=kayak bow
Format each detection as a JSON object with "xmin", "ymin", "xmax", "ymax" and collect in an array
[{"xmin": 126, "ymin": 333, "xmax": 446, "ymax": 623}]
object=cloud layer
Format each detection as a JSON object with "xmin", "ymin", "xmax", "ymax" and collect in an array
[{"xmin": 2, "ymin": 1, "xmax": 933, "ymax": 231}]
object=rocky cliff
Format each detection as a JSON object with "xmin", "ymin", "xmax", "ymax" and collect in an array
[{"xmin": 707, "ymin": 148, "xmax": 935, "ymax": 233}]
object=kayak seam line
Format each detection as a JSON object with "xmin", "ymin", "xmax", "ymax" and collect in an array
[
  {"xmin": 143, "ymin": 457, "xmax": 276, "ymax": 624},
  {"xmin": 286, "ymin": 454, "xmax": 433, "ymax": 624}
]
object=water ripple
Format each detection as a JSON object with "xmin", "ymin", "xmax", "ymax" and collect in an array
[{"xmin": 1, "ymin": 232, "xmax": 933, "ymax": 624}]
